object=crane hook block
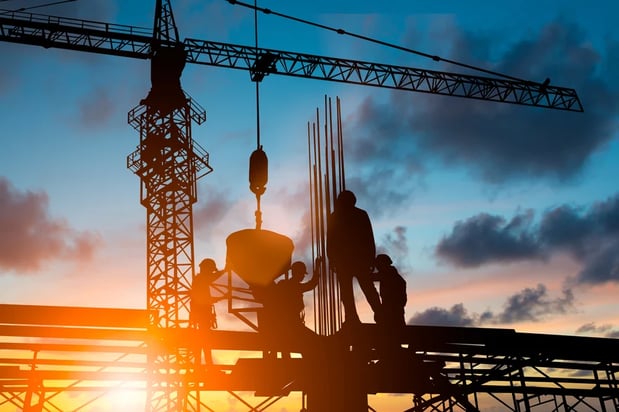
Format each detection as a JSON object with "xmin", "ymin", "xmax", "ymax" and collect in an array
[{"xmin": 249, "ymin": 146, "xmax": 268, "ymax": 196}]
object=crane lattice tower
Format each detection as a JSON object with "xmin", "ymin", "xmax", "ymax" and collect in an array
[{"xmin": 126, "ymin": 1, "xmax": 212, "ymax": 408}]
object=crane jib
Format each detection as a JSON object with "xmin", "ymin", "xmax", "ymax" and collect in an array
[{"xmin": 0, "ymin": 10, "xmax": 583, "ymax": 112}]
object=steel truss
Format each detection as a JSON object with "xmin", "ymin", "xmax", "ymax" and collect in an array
[
  {"xmin": 127, "ymin": 97, "xmax": 211, "ymax": 411},
  {"xmin": 0, "ymin": 9, "xmax": 582, "ymax": 112},
  {"xmin": 1, "ymin": 304, "xmax": 618, "ymax": 411},
  {"xmin": 395, "ymin": 325, "xmax": 619, "ymax": 411}
]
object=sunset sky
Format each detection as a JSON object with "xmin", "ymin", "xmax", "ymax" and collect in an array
[{"xmin": 1, "ymin": 0, "xmax": 618, "ymax": 408}]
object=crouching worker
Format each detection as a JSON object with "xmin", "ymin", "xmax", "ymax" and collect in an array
[{"xmin": 373, "ymin": 254, "xmax": 407, "ymax": 364}]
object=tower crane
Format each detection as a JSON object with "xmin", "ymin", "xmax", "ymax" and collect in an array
[
  {"xmin": 0, "ymin": 1, "xmax": 587, "ymax": 411},
  {"xmin": 0, "ymin": 5, "xmax": 582, "ymax": 110}
]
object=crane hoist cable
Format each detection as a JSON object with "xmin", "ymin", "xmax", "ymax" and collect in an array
[
  {"xmin": 226, "ymin": 0, "xmax": 552, "ymax": 86},
  {"xmin": 248, "ymin": 0, "xmax": 268, "ymax": 230},
  {"xmin": 253, "ymin": 0, "xmax": 261, "ymax": 149}
]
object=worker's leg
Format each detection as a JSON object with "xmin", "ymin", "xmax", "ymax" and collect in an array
[
  {"xmin": 200, "ymin": 326, "xmax": 214, "ymax": 367},
  {"xmin": 337, "ymin": 271, "xmax": 360, "ymax": 323},
  {"xmin": 357, "ymin": 273, "xmax": 381, "ymax": 315}
]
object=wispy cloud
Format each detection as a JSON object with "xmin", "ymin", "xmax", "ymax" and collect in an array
[
  {"xmin": 575, "ymin": 322, "xmax": 619, "ymax": 338},
  {"xmin": 76, "ymin": 86, "xmax": 116, "ymax": 129},
  {"xmin": 194, "ymin": 184, "xmax": 238, "ymax": 238},
  {"xmin": 377, "ymin": 225, "xmax": 409, "ymax": 269},
  {"xmin": 495, "ymin": 284, "xmax": 575, "ymax": 323}
]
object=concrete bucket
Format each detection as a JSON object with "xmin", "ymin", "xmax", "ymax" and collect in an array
[{"xmin": 226, "ymin": 228, "xmax": 294, "ymax": 286}]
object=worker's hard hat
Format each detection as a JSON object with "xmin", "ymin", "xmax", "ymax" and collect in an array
[
  {"xmin": 336, "ymin": 190, "xmax": 356, "ymax": 208},
  {"xmin": 375, "ymin": 254, "xmax": 392, "ymax": 267},
  {"xmin": 291, "ymin": 261, "xmax": 307, "ymax": 274},
  {"xmin": 199, "ymin": 258, "xmax": 217, "ymax": 272}
]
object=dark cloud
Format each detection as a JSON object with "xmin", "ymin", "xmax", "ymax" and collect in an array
[
  {"xmin": 410, "ymin": 284, "xmax": 574, "ymax": 326},
  {"xmin": 436, "ymin": 210, "xmax": 542, "ymax": 267},
  {"xmin": 345, "ymin": 20, "xmax": 618, "ymax": 185},
  {"xmin": 575, "ymin": 322, "xmax": 619, "ymax": 338},
  {"xmin": 495, "ymin": 284, "xmax": 575, "ymax": 323},
  {"xmin": 409, "ymin": 303, "xmax": 479, "ymax": 327},
  {"xmin": 0, "ymin": 177, "xmax": 101, "ymax": 273},
  {"xmin": 436, "ymin": 194, "xmax": 619, "ymax": 285},
  {"xmin": 538, "ymin": 205, "xmax": 591, "ymax": 255},
  {"xmin": 538, "ymin": 197, "xmax": 619, "ymax": 284},
  {"xmin": 575, "ymin": 240, "xmax": 619, "ymax": 284}
]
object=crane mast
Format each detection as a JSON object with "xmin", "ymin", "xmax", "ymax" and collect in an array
[{"xmin": 125, "ymin": 1, "xmax": 212, "ymax": 409}]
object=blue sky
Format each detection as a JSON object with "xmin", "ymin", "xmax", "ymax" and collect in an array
[{"xmin": 1, "ymin": 0, "xmax": 618, "ymax": 342}]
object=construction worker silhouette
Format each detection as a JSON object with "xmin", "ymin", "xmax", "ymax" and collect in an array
[
  {"xmin": 259, "ymin": 258, "xmax": 322, "ymax": 359},
  {"xmin": 327, "ymin": 190, "xmax": 381, "ymax": 325},
  {"xmin": 372, "ymin": 253, "xmax": 407, "ymax": 365},
  {"xmin": 276, "ymin": 257, "xmax": 322, "ymax": 328},
  {"xmin": 190, "ymin": 258, "xmax": 224, "ymax": 368},
  {"xmin": 373, "ymin": 254, "xmax": 407, "ymax": 328}
]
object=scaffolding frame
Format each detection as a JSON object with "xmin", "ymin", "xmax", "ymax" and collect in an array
[{"xmin": 1, "ymin": 304, "xmax": 618, "ymax": 411}]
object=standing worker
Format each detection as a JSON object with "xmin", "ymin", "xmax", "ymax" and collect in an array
[
  {"xmin": 327, "ymin": 190, "xmax": 381, "ymax": 326},
  {"xmin": 262, "ymin": 257, "xmax": 323, "ymax": 359},
  {"xmin": 190, "ymin": 258, "xmax": 224, "ymax": 370},
  {"xmin": 276, "ymin": 257, "xmax": 323, "ymax": 329}
]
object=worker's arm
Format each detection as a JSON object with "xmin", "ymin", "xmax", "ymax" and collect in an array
[{"xmin": 301, "ymin": 256, "xmax": 323, "ymax": 292}]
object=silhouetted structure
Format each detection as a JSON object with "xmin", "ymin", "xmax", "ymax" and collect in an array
[
  {"xmin": 190, "ymin": 258, "xmax": 224, "ymax": 368},
  {"xmin": 327, "ymin": 190, "xmax": 382, "ymax": 325},
  {"xmin": 126, "ymin": 1, "xmax": 213, "ymax": 409},
  {"xmin": 373, "ymin": 253, "xmax": 407, "ymax": 328},
  {"xmin": 2, "ymin": 303, "xmax": 618, "ymax": 411},
  {"xmin": 372, "ymin": 253, "xmax": 408, "ymax": 367},
  {"xmin": 263, "ymin": 258, "xmax": 324, "ymax": 359},
  {"xmin": 276, "ymin": 258, "xmax": 322, "ymax": 329},
  {"xmin": 0, "ymin": 2, "xmax": 591, "ymax": 411}
]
